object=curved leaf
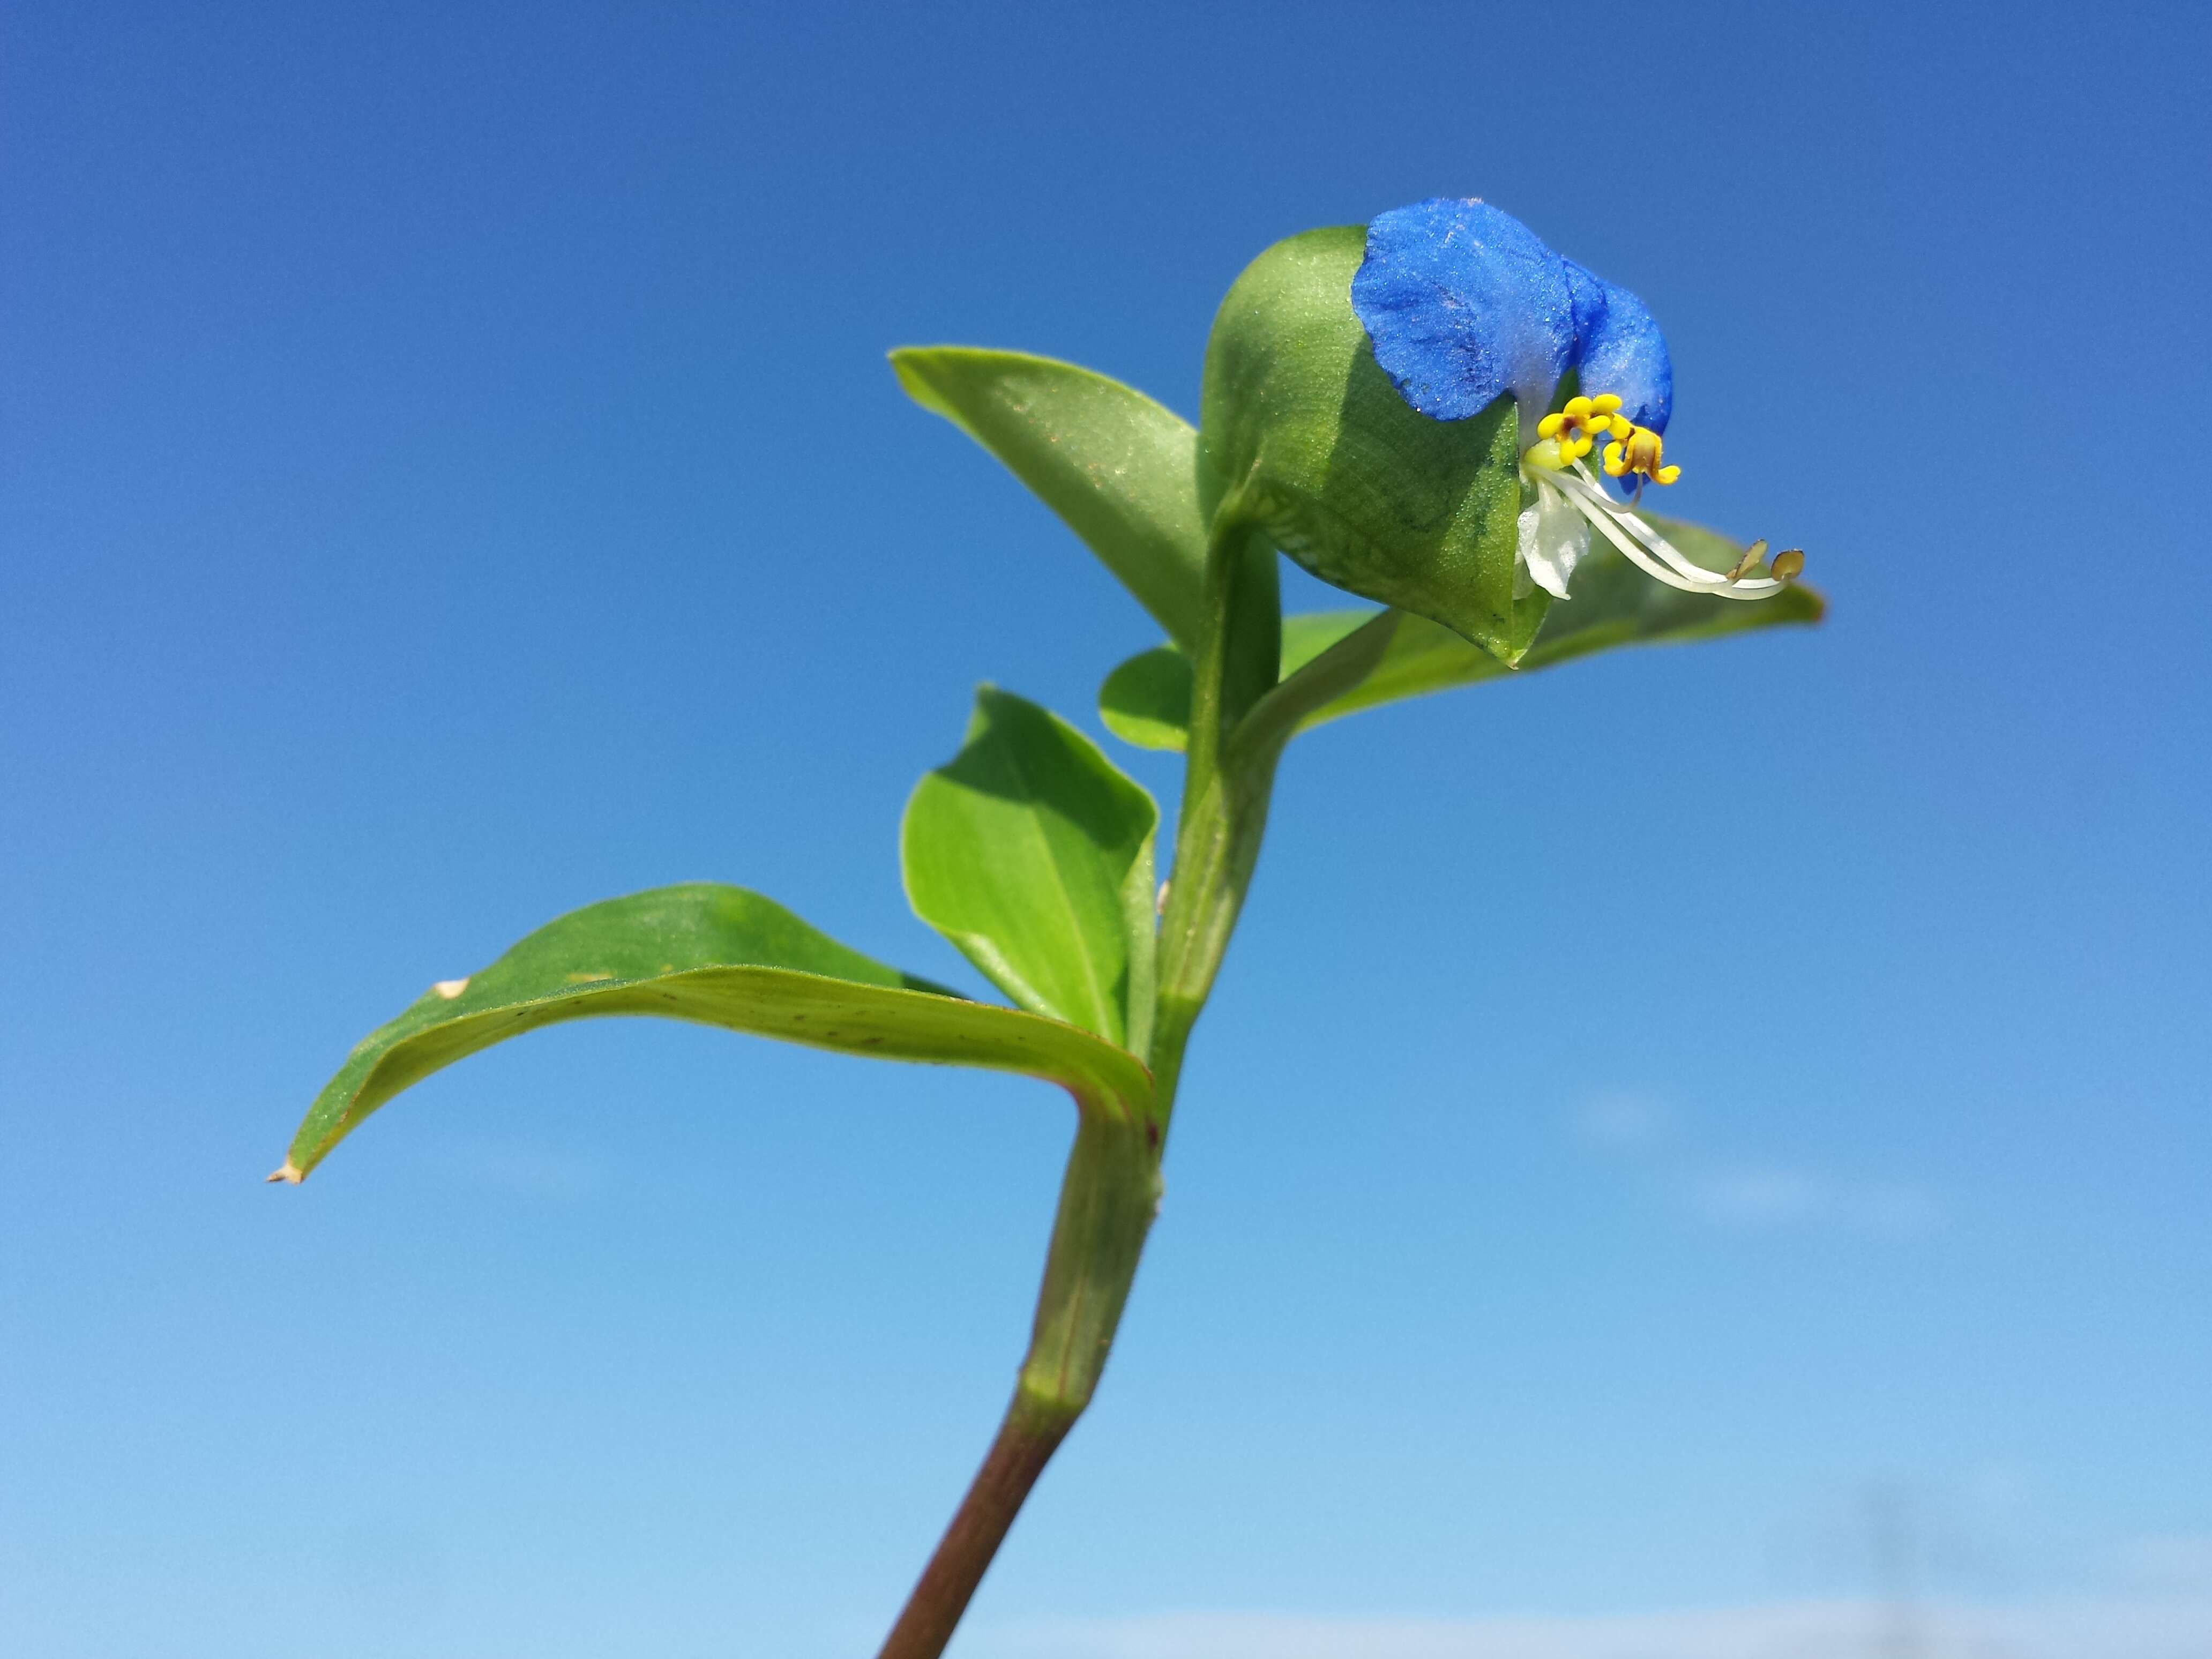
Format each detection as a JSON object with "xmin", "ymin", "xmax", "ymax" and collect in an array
[
  {"xmin": 274, "ymin": 883, "xmax": 1154, "ymax": 1180},
  {"xmin": 891, "ymin": 348, "xmax": 1215, "ymax": 652},
  {"xmin": 903, "ymin": 688, "xmax": 1157, "ymax": 1053},
  {"xmin": 1097, "ymin": 517, "xmax": 1824, "ymax": 750}
]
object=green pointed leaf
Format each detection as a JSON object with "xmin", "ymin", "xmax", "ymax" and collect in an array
[
  {"xmin": 1200, "ymin": 226, "xmax": 1545, "ymax": 665},
  {"xmin": 275, "ymin": 883, "xmax": 1153, "ymax": 1180},
  {"xmin": 1097, "ymin": 518, "xmax": 1824, "ymax": 750},
  {"xmin": 903, "ymin": 688, "xmax": 1158, "ymax": 1053},
  {"xmin": 891, "ymin": 347, "xmax": 1216, "ymax": 653}
]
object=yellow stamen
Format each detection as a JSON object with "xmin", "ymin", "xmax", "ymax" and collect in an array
[
  {"xmin": 1603, "ymin": 423, "xmax": 1680, "ymax": 491},
  {"xmin": 1536, "ymin": 393, "xmax": 1624, "ymax": 463},
  {"xmin": 1770, "ymin": 548, "xmax": 1805, "ymax": 581}
]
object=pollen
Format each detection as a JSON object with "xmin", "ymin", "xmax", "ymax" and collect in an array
[
  {"xmin": 1603, "ymin": 423, "xmax": 1681, "ymax": 490},
  {"xmin": 1535, "ymin": 393, "xmax": 1624, "ymax": 461}
]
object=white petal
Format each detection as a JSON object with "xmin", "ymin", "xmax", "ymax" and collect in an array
[{"xmin": 1518, "ymin": 487, "xmax": 1588, "ymax": 599}]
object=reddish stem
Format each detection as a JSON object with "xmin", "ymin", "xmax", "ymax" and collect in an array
[{"xmin": 875, "ymin": 1399, "xmax": 1073, "ymax": 1659}]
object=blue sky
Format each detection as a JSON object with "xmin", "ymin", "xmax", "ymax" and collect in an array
[{"xmin": 3, "ymin": 3, "xmax": 2208, "ymax": 1656}]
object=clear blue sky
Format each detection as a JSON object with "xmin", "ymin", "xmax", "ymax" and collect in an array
[{"xmin": 4, "ymin": 4, "xmax": 2207, "ymax": 1656}]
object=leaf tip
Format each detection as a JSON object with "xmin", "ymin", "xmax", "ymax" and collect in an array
[
  {"xmin": 265, "ymin": 1160, "xmax": 305, "ymax": 1185},
  {"xmin": 887, "ymin": 349, "xmax": 955, "ymax": 419}
]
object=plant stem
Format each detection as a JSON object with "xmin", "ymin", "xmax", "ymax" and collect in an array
[
  {"xmin": 1151, "ymin": 502, "xmax": 1281, "ymax": 1112},
  {"xmin": 873, "ymin": 1396, "xmax": 1070, "ymax": 1659},
  {"xmin": 875, "ymin": 1114, "xmax": 1161, "ymax": 1659},
  {"xmin": 875, "ymin": 504, "xmax": 1271, "ymax": 1659}
]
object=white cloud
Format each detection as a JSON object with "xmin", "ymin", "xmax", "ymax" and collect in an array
[
  {"xmin": 1690, "ymin": 1164, "xmax": 1947, "ymax": 1237},
  {"xmin": 1570, "ymin": 1094, "xmax": 1946, "ymax": 1238},
  {"xmin": 2129, "ymin": 1536, "xmax": 2212, "ymax": 1593},
  {"xmin": 423, "ymin": 1133, "xmax": 607, "ymax": 1199},
  {"xmin": 1573, "ymin": 1091, "xmax": 1676, "ymax": 1151},
  {"xmin": 1691, "ymin": 1164, "xmax": 1824, "ymax": 1224},
  {"xmin": 975, "ymin": 1595, "xmax": 2212, "ymax": 1659}
]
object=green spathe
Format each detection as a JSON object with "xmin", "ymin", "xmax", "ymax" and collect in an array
[{"xmin": 1201, "ymin": 226, "xmax": 1544, "ymax": 666}]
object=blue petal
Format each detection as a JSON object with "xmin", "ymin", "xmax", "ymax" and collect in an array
[
  {"xmin": 1350, "ymin": 199, "xmax": 1575, "ymax": 422},
  {"xmin": 1351, "ymin": 199, "xmax": 1673, "ymax": 434},
  {"xmin": 1563, "ymin": 258, "xmax": 1672, "ymax": 433}
]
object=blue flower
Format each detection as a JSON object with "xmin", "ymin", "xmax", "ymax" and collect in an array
[
  {"xmin": 1351, "ymin": 198, "xmax": 1672, "ymax": 435},
  {"xmin": 1350, "ymin": 198, "xmax": 1798, "ymax": 604}
]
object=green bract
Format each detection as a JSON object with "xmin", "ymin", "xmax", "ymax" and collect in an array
[
  {"xmin": 275, "ymin": 205, "xmax": 1825, "ymax": 1659},
  {"xmin": 1201, "ymin": 226, "xmax": 1542, "ymax": 665}
]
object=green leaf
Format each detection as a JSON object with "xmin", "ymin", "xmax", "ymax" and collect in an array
[
  {"xmin": 891, "ymin": 347, "xmax": 1216, "ymax": 653},
  {"xmin": 1100, "ymin": 610, "xmax": 1372, "ymax": 751},
  {"xmin": 1199, "ymin": 226, "xmax": 1544, "ymax": 666},
  {"xmin": 1316, "ymin": 514, "xmax": 1825, "ymax": 724},
  {"xmin": 902, "ymin": 687, "xmax": 1159, "ymax": 1053},
  {"xmin": 1097, "ymin": 518, "xmax": 1825, "ymax": 750},
  {"xmin": 1097, "ymin": 648, "xmax": 1193, "ymax": 752},
  {"xmin": 274, "ymin": 883, "xmax": 1153, "ymax": 1181}
]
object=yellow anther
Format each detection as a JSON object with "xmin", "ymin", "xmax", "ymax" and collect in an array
[
  {"xmin": 1535, "ymin": 393, "xmax": 1624, "ymax": 461},
  {"xmin": 1521, "ymin": 436, "xmax": 1573, "ymax": 471},
  {"xmin": 1603, "ymin": 423, "xmax": 1681, "ymax": 490}
]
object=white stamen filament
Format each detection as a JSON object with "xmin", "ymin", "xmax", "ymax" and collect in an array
[{"xmin": 1538, "ymin": 464, "xmax": 1791, "ymax": 600}]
